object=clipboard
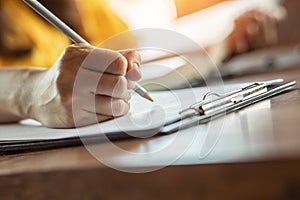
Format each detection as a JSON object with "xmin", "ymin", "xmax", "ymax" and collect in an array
[
  {"xmin": 0, "ymin": 80, "xmax": 296, "ymax": 154},
  {"xmin": 161, "ymin": 80, "xmax": 297, "ymax": 133}
]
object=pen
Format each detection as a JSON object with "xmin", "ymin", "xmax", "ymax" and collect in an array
[{"xmin": 23, "ymin": 0, "xmax": 153, "ymax": 102}]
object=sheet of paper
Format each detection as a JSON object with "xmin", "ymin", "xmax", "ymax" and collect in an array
[{"xmin": 0, "ymin": 83, "xmax": 246, "ymax": 142}]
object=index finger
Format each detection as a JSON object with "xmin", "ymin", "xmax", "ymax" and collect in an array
[
  {"xmin": 120, "ymin": 49, "xmax": 142, "ymax": 81},
  {"xmin": 82, "ymin": 48, "xmax": 128, "ymax": 76}
]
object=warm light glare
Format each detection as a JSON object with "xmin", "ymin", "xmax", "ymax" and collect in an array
[{"xmin": 108, "ymin": 0, "xmax": 177, "ymax": 29}]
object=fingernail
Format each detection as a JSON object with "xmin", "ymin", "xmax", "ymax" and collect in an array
[
  {"xmin": 134, "ymin": 63, "xmax": 142, "ymax": 80},
  {"xmin": 127, "ymin": 62, "xmax": 141, "ymax": 81},
  {"xmin": 133, "ymin": 62, "xmax": 141, "ymax": 75}
]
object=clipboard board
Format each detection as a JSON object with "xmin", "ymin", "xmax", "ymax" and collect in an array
[
  {"xmin": 162, "ymin": 80, "xmax": 296, "ymax": 133},
  {"xmin": 0, "ymin": 80, "xmax": 296, "ymax": 155}
]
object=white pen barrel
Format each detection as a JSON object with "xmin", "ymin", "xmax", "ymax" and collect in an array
[
  {"xmin": 22, "ymin": 0, "xmax": 89, "ymax": 45},
  {"xmin": 134, "ymin": 83, "xmax": 147, "ymax": 96}
]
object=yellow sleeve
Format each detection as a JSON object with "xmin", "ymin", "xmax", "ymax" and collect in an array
[
  {"xmin": 77, "ymin": 0, "xmax": 129, "ymax": 47},
  {"xmin": 174, "ymin": 0, "xmax": 228, "ymax": 17},
  {"xmin": 0, "ymin": 0, "xmax": 70, "ymax": 68},
  {"xmin": 0, "ymin": 0, "xmax": 129, "ymax": 68}
]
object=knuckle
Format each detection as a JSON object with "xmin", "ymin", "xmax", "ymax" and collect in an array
[
  {"xmin": 117, "ymin": 76, "xmax": 128, "ymax": 89},
  {"xmin": 127, "ymin": 50, "xmax": 142, "ymax": 64},
  {"xmin": 63, "ymin": 44, "xmax": 82, "ymax": 57},
  {"xmin": 112, "ymin": 75, "xmax": 123, "ymax": 85},
  {"xmin": 64, "ymin": 44, "xmax": 77, "ymax": 54},
  {"xmin": 62, "ymin": 44, "xmax": 91, "ymax": 63},
  {"xmin": 113, "ymin": 76, "xmax": 128, "ymax": 97},
  {"xmin": 112, "ymin": 100, "xmax": 128, "ymax": 116},
  {"xmin": 113, "ymin": 55, "xmax": 127, "ymax": 75}
]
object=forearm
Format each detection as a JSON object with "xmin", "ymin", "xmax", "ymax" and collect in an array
[{"xmin": 0, "ymin": 67, "xmax": 44, "ymax": 123}]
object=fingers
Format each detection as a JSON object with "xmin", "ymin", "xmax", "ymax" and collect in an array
[
  {"xmin": 84, "ymin": 95, "xmax": 130, "ymax": 117},
  {"xmin": 75, "ymin": 68, "xmax": 131, "ymax": 99},
  {"xmin": 95, "ymin": 74, "xmax": 131, "ymax": 99},
  {"xmin": 228, "ymin": 9, "xmax": 281, "ymax": 55},
  {"xmin": 127, "ymin": 62, "xmax": 142, "ymax": 81},
  {"xmin": 56, "ymin": 44, "xmax": 142, "ymax": 127},
  {"xmin": 273, "ymin": 7, "xmax": 287, "ymax": 22},
  {"xmin": 72, "ymin": 68, "xmax": 131, "ymax": 117},
  {"xmin": 259, "ymin": 12, "xmax": 278, "ymax": 46},
  {"xmin": 127, "ymin": 80, "xmax": 136, "ymax": 90},
  {"xmin": 63, "ymin": 44, "xmax": 142, "ymax": 80},
  {"xmin": 60, "ymin": 45, "xmax": 140, "ymax": 98},
  {"xmin": 73, "ymin": 111, "xmax": 113, "ymax": 127},
  {"xmin": 120, "ymin": 49, "xmax": 142, "ymax": 81},
  {"xmin": 64, "ymin": 44, "xmax": 128, "ymax": 75},
  {"xmin": 242, "ymin": 11, "xmax": 277, "ymax": 50},
  {"xmin": 120, "ymin": 49, "xmax": 142, "ymax": 66},
  {"xmin": 83, "ymin": 48, "xmax": 128, "ymax": 75}
]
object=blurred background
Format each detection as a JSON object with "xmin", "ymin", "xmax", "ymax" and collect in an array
[
  {"xmin": 277, "ymin": 0, "xmax": 300, "ymax": 45},
  {"xmin": 107, "ymin": 0, "xmax": 299, "ymax": 45},
  {"xmin": 1, "ymin": 1, "xmax": 300, "ymax": 199}
]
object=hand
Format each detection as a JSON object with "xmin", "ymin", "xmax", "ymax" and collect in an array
[
  {"xmin": 27, "ymin": 44, "xmax": 141, "ymax": 128},
  {"xmin": 225, "ymin": 7, "xmax": 286, "ymax": 57}
]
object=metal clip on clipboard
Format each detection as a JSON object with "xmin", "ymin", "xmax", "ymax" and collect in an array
[{"xmin": 161, "ymin": 80, "xmax": 297, "ymax": 133}]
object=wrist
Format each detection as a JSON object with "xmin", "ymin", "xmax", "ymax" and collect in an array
[{"xmin": 15, "ymin": 68, "xmax": 47, "ymax": 120}]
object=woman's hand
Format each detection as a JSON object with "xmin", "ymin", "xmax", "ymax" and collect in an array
[
  {"xmin": 225, "ymin": 7, "xmax": 286, "ymax": 57},
  {"xmin": 26, "ymin": 44, "xmax": 141, "ymax": 128}
]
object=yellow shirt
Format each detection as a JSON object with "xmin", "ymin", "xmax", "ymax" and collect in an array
[
  {"xmin": 174, "ymin": 0, "xmax": 227, "ymax": 17},
  {"xmin": 0, "ymin": 0, "xmax": 128, "ymax": 68}
]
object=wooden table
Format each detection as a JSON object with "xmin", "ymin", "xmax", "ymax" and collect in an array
[
  {"xmin": 1, "ymin": 0, "xmax": 300, "ymax": 198},
  {"xmin": 1, "ymin": 45, "xmax": 300, "ymax": 199}
]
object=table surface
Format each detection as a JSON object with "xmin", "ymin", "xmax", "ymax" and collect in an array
[
  {"xmin": 2, "ymin": 1, "xmax": 300, "ymax": 198},
  {"xmin": 0, "ymin": 45, "xmax": 300, "ymax": 176}
]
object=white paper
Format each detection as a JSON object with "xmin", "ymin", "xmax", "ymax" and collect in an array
[{"xmin": 0, "ymin": 84, "xmax": 246, "ymax": 142}]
